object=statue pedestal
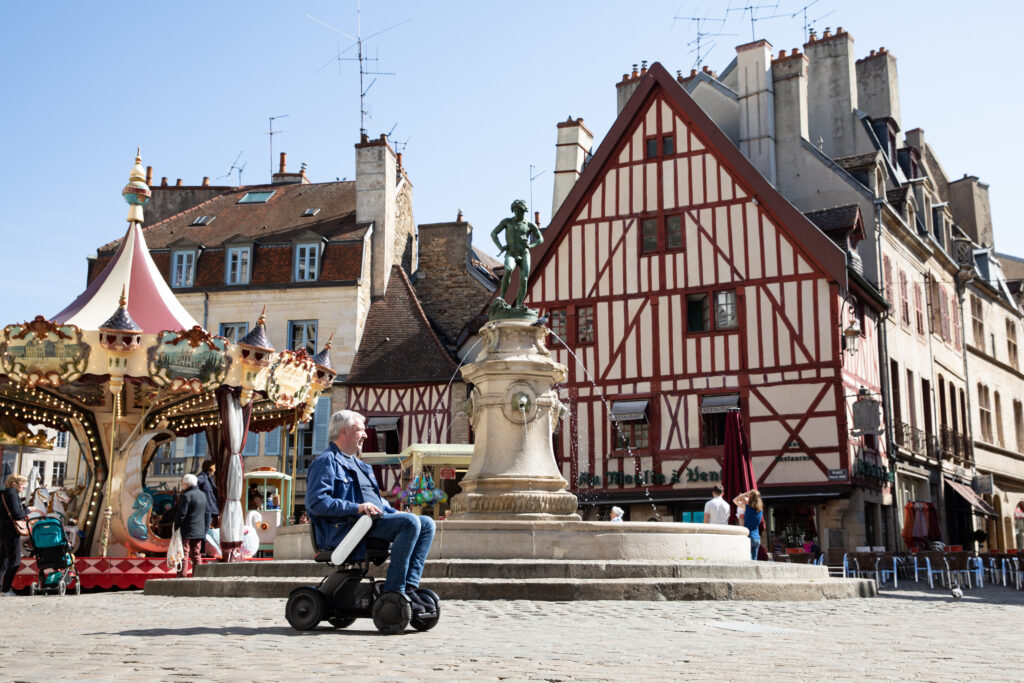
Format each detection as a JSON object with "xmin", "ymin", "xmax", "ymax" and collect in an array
[{"xmin": 449, "ymin": 319, "xmax": 579, "ymax": 520}]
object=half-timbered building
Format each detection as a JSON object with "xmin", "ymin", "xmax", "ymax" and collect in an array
[{"xmin": 526, "ymin": 63, "xmax": 883, "ymax": 553}]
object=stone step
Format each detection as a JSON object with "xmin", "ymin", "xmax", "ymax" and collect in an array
[
  {"xmin": 145, "ymin": 575, "xmax": 876, "ymax": 601},
  {"xmin": 194, "ymin": 559, "xmax": 829, "ymax": 581}
]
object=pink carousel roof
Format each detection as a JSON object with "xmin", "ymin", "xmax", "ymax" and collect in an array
[{"xmin": 53, "ymin": 221, "xmax": 199, "ymax": 332}]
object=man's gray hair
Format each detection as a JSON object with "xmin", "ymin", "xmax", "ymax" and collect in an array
[
  {"xmin": 328, "ymin": 409, "xmax": 365, "ymax": 442},
  {"xmin": 182, "ymin": 473, "xmax": 198, "ymax": 488}
]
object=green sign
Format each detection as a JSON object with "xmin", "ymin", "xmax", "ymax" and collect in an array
[{"xmin": 578, "ymin": 466, "xmax": 721, "ymax": 488}]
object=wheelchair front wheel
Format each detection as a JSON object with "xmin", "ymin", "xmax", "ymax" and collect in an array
[
  {"xmin": 372, "ymin": 591, "xmax": 411, "ymax": 635},
  {"xmin": 327, "ymin": 616, "xmax": 357, "ymax": 629}
]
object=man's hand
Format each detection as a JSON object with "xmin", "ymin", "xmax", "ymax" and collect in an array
[{"xmin": 357, "ymin": 502, "xmax": 382, "ymax": 516}]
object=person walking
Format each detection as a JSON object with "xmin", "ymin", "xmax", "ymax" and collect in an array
[
  {"xmin": 174, "ymin": 474, "xmax": 207, "ymax": 578},
  {"xmin": 0, "ymin": 474, "xmax": 29, "ymax": 596},
  {"xmin": 733, "ymin": 489, "xmax": 763, "ymax": 560},
  {"xmin": 703, "ymin": 484, "xmax": 730, "ymax": 525},
  {"xmin": 195, "ymin": 459, "xmax": 219, "ymax": 531},
  {"xmin": 609, "ymin": 506, "xmax": 624, "ymax": 522}
]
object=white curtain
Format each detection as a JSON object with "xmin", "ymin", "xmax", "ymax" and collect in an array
[{"xmin": 219, "ymin": 393, "xmax": 245, "ymax": 561}]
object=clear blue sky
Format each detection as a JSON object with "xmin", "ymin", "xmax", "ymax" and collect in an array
[{"xmin": 1, "ymin": 1, "xmax": 1018, "ymax": 325}]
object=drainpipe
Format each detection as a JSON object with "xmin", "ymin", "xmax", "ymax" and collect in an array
[
  {"xmin": 203, "ymin": 292, "xmax": 209, "ymax": 330},
  {"xmin": 954, "ymin": 259, "xmax": 979, "ymax": 549},
  {"xmin": 872, "ymin": 197, "xmax": 901, "ymax": 551}
]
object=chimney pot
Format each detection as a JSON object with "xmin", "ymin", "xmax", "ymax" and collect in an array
[
  {"xmin": 145, "ymin": 166, "xmax": 153, "ymax": 185},
  {"xmin": 534, "ymin": 211, "xmax": 540, "ymax": 225},
  {"xmin": 837, "ymin": 26, "xmax": 844, "ymax": 34},
  {"xmin": 396, "ymin": 152, "xmax": 403, "ymax": 169},
  {"xmin": 160, "ymin": 177, "xmax": 168, "ymax": 186},
  {"xmin": 808, "ymin": 29, "xmax": 817, "ymax": 41},
  {"xmin": 202, "ymin": 176, "xmax": 209, "ymax": 187},
  {"xmin": 823, "ymin": 27, "xmax": 831, "ymax": 37},
  {"xmin": 175, "ymin": 178, "xmax": 182, "ymax": 187},
  {"xmin": 279, "ymin": 152, "xmax": 286, "ymax": 173},
  {"xmin": 379, "ymin": 133, "xmax": 387, "ymax": 142},
  {"xmin": 702, "ymin": 65, "xmax": 711, "ymax": 73},
  {"xmin": 621, "ymin": 73, "xmax": 629, "ymax": 82},
  {"xmin": 690, "ymin": 69, "xmax": 698, "ymax": 77},
  {"xmin": 778, "ymin": 49, "xmax": 787, "ymax": 58},
  {"xmin": 456, "ymin": 209, "xmax": 464, "ymax": 223},
  {"xmin": 640, "ymin": 60, "xmax": 648, "ymax": 75},
  {"xmin": 870, "ymin": 49, "xmax": 876, "ymax": 57},
  {"xmin": 631, "ymin": 63, "xmax": 638, "ymax": 78}
]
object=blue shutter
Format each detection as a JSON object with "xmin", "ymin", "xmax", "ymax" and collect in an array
[
  {"xmin": 243, "ymin": 431, "xmax": 259, "ymax": 457},
  {"xmin": 265, "ymin": 427, "xmax": 281, "ymax": 456},
  {"xmin": 312, "ymin": 396, "xmax": 331, "ymax": 454},
  {"xmin": 193, "ymin": 432, "xmax": 208, "ymax": 460}
]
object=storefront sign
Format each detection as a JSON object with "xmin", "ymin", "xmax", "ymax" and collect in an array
[
  {"xmin": 577, "ymin": 466, "xmax": 720, "ymax": 488},
  {"xmin": 827, "ymin": 468, "xmax": 848, "ymax": 481},
  {"xmin": 852, "ymin": 459, "xmax": 893, "ymax": 483},
  {"xmin": 852, "ymin": 395, "xmax": 882, "ymax": 434},
  {"xmin": 439, "ymin": 467, "xmax": 456, "ymax": 480}
]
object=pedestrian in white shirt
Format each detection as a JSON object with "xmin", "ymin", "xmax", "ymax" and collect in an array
[{"xmin": 703, "ymin": 484, "xmax": 730, "ymax": 525}]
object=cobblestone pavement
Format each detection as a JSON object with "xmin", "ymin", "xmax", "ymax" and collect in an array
[{"xmin": 1, "ymin": 583, "xmax": 1023, "ymax": 682}]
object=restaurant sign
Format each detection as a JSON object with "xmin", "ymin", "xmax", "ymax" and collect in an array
[{"xmin": 578, "ymin": 466, "xmax": 721, "ymax": 488}]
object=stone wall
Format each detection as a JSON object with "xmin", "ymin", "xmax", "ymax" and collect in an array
[{"xmin": 415, "ymin": 221, "xmax": 494, "ymax": 344}]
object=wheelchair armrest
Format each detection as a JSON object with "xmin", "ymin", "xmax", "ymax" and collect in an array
[{"xmin": 330, "ymin": 514, "xmax": 375, "ymax": 566}]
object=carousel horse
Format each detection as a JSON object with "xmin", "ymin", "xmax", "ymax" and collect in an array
[{"xmin": 29, "ymin": 485, "xmax": 51, "ymax": 517}]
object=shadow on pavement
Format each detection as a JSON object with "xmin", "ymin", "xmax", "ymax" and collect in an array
[
  {"xmin": 877, "ymin": 586, "xmax": 1024, "ymax": 605},
  {"xmin": 90, "ymin": 625, "xmax": 413, "ymax": 637}
]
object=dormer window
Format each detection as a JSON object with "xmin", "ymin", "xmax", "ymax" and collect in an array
[
  {"xmin": 226, "ymin": 246, "xmax": 251, "ymax": 285},
  {"xmin": 171, "ymin": 250, "xmax": 195, "ymax": 288},
  {"xmin": 294, "ymin": 243, "xmax": 320, "ymax": 282}
]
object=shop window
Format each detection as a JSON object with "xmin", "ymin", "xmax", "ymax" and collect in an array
[
  {"xmin": 700, "ymin": 394, "xmax": 739, "ymax": 446},
  {"xmin": 609, "ymin": 400, "xmax": 649, "ymax": 451},
  {"xmin": 576, "ymin": 306, "xmax": 594, "ymax": 344}
]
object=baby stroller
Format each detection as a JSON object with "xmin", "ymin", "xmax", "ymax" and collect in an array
[{"xmin": 27, "ymin": 517, "xmax": 81, "ymax": 596}]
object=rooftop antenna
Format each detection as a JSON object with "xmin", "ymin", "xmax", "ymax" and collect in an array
[
  {"xmin": 725, "ymin": 1, "xmax": 786, "ymax": 41},
  {"xmin": 529, "ymin": 164, "xmax": 546, "ymax": 219},
  {"xmin": 308, "ymin": 2, "xmax": 411, "ymax": 139},
  {"xmin": 268, "ymin": 114, "xmax": 289, "ymax": 179},
  {"xmin": 790, "ymin": 0, "xmax": 835, "ymax": 43},
  {"xmin": 219, "ymin": 151, "xmax": 247, "ymax": 187},
  {"xmin": 673, "ymin": 9, "xmax": 733, "ymax": 71}
]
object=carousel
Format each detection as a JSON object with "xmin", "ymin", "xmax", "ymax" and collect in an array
[{"xmin": 0, "ymin": 152, "xmax": 334, "ymax": 586}]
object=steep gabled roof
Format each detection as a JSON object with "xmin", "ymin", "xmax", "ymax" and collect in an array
[
  {"xmin": 345, "ymin": 266, "xmax": 458, "ymax": 385},
  {"xmin": 525, "ymin": 61, "xmax": 847, "ymax": 293}
]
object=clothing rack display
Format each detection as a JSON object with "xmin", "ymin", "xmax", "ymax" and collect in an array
[{"xmin": 901, "ymin": 501, "xmax": 941, "ymax": 549}]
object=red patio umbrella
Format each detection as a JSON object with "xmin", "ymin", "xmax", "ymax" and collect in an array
[{"xmin": 721, "ymin": 410, "xmax": 756, "ymax": 525}]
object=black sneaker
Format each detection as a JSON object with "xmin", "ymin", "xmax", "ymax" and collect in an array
[{"xmin": 405, "ymin": 590, "xmax": 431, "ymax": 614}]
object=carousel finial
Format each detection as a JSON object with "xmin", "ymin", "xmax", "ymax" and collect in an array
[
  {"xmin": 122, "ymin": 149, "xmax": 152, "ymax": 225},
  {"xmin": 257, "ymin": 305, "xmax": 267, "ymax": 328},
  {"xmin": 118, "ymin": 284, "xmax": 128, "ymax": 309}
]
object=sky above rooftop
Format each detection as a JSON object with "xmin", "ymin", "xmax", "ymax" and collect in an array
[{"xmin": 1, "ymin": 1, "xmax": 1018, "ymax": 324}]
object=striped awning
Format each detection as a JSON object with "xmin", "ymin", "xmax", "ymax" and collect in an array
[
  {"xmin": 609, "ymin": 400, "xmax": 648, "ymax": 422},
  {"xmin": 367, "ymin": 416, "xmax": 400, "ymax": 432},
  {"xmin": 700, "ymin": 394, "xmax": 740, "ymax": 414}
]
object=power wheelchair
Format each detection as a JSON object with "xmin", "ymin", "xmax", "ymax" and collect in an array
[{"xmin": 285, "ymin": 514, "xmax": 440, "ymax": 635}]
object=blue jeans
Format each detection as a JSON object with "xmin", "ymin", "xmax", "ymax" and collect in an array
[
  {"xmin": 750, "ymin": 537, "xmax": 760, "ymax": 560},
  {"xmin": 366, "ymin": 512, "xmax": 435, "ymax": 593}
]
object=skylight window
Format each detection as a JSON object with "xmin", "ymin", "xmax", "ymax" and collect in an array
[
  {"xmin": 191, "ymin": 215, "xmax": 215, "ymax": 226},
  {"xmin": 303, "ymin": 208, "xmax": 321, "ymax": 217},
  {"xmin": 238, "ymin": 190, "xmax": 276, "ymax": 204}
]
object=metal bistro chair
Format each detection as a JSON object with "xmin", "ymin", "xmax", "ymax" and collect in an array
[
  {"xmin": 912, "ymin": 550, "xmax": 951, "ymax": 589},
  {"xmin": 873, "ymin": 552, "xmax": 901, "ymax": 589},
  {"xmin": 944, "ymin": 552, "xmax": 978, "ymax": 589}
]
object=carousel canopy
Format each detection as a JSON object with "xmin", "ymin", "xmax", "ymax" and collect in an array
[{"xmin": 52, "ymin": 221, "xmax": 198, "ymax": 333}]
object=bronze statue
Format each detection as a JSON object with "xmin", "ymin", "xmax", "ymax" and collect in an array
[{"xmin": 490, "ymin": 199, "xmax": 543, "ymax": 314}]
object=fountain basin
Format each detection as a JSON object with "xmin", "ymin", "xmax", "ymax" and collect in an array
[{"xmin": 275, "ymin": 520, "xmax": 750, "ymax": 562}]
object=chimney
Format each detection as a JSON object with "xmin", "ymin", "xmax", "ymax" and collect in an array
[
  {"xmin": 534, "ymin": 211, "xmax": 541, "ymax": 226},
  {"xmin": 804, "ymin": 26, "xmax": 859, "ymax": 157},
  {"xmin": 272, "ymin": 151, "xmax": 311, "ymax": 185},
  {"xmin": 551, "ymin": 117, "xmax": 594, "ymax": 218},
  {"xmin": 616, "ymin": 63, "xmax": 642, "ymax": 115},
  {"xmin": 456, "ymin": 209, "xmax": 464, "ymax": 223},
  {"xmin": 396, "ymin": 152, "xmax": 403, "ymax": 170},
  {"xmin": 202, "ymin": 176, "xmax": 210, "ymax": 187},
  {"xmin": 735, "ymin": 39, "xmax": 776, "ymax": 185},
  {"xmin": 949, "ymin": 175, "xmax": 994, "ymax": 248},
  {"xmin": 856, "ymin": 47, "xmax": 901, "ymax": 130},
  {"xmin": 356, "ymin": 134, "xmax": 399, "ymax": 297},
  {"xmin": 279, "ymin": 152, "xmax": 287, "ymax": 173},
  {"xmin": 145, "ymin": 166, "xmax": 153, "ymax": 185},
  {"xmin": 160, "ymin": 177, "xmax": 168, "ymax": 187},
  {"xmin": 175, "ymin": 179, "xmax": 183, "ymax": 187},
  {"xmin": 771, "ymin": 49, "xmax": 810, "ymax": 196}
]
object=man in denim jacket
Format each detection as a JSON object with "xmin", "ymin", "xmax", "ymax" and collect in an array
[{"xmin": 305, "ymin": 409, "xmax": 434, "ymax": 613}]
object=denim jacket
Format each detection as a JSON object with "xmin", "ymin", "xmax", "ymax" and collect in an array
[{"xmin": 305, "ymin": 442, "xmax": 396, "ymax": 555}]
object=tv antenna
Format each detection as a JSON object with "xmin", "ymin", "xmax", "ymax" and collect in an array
[
  {"xmin": 674, "ymin": 10, "xmax": 735, "ymax": 71},
  {"xmin": 725, "ymin": 1, "xmax": 786, "ymax": 41},
  {"xmin": 790, "ymin": 0, "xmax": 835, "ymax": 43},
  {"xmin": 268, "ymin": 114, "xmax": 289, "ymax": 179},
  {"xmin": 219, "ymin": 151, "xmax": 247, "ymax": 186},
  {"xmin": 529, "ymin": 164, "xmax": 546, "ymax": 220},
  {"xmin": 308, "ymin": 3, "xmax": 411, "ymax": 139}
]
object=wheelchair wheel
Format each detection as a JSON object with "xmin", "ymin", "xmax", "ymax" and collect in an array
[
  {"xmin": 58, "ymin": 580, "xmax": 67, "ymax": 596},
  {"xmin": 327, "ymin": 616, "xmax": 357, "ymax": 629},
  {"xmin": 410, "ymin": 588, "xmax": 441, "ymax": 632},
  {"xmin": 29, "ymin": 582, "xmax": 37, "ymax": 596},
  {"xmin": 286, "ymin": 587, "xmax": 327, "ymax": 631},
  {"xmin": 371, "ymin": 591, "xmax": 411, "ymax": 635},
  {"xmin": 74, "ymin": 579, "xmax": 82, "ymax": 596}
]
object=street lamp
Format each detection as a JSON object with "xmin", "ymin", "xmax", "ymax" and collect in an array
[{"xmin": 841, "ymin": 294, "xmax": 862, "ymax": 356}]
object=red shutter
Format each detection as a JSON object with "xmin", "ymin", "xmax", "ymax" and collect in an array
[
  {"xmin": 939, "ymin": 287, "xmax": 950, "ymax": 342},
  {"xmin": 899, "ymin": 270, "xmax": 910, "ymax": 326},
  {"xmin": 883, "ymin": 256, "xmax": 893, "ymax": 304}
]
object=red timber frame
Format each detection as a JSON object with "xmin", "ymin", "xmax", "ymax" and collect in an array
[
  {"xmin": 346, "ymin": 383, "xmax": 454, "ymax": 489},
  {"xmin": 520, "ymin": 63, "xmax": 873, "ymax": 504}
]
